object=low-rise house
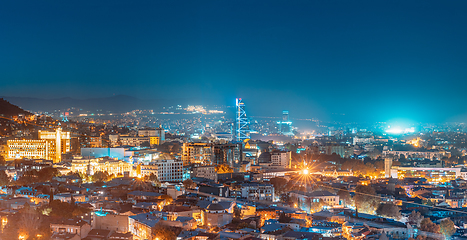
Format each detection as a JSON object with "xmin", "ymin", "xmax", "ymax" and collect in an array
[
  {"xmin": 290, "ymin": 190, "xmax": 340, "ymax": 207},
  {"xmin": 54, "ymin": 193, "xmax": 86, "ymax": 203},
  {"xmin": 127, "ymin": 191, "xmax": 162, "ymax": 201},
  {"xmin": 108, "ymin": 232, "xmax": 133, "ymax": 240},
  {"xmin": 50, "ymin": 218, "xmax": 91, "ymax": 239},
  {"xmin": 202, "ymin": 199, "xmax": 233, "ymax": 227},
  {"xmin": 239, "ymin": 182, "xmax": 274, "ymax": 202},
  {"xmin": 129, "ymin": 212, "xmax": 160, "ymax": 239},
  {"xmin": 84, "ymin": 229, "xmax": 111, "ymax": 240},
  {"xmin": 160, "ymin": 216, "xmax": 197, "ymax": 230},
  {"xmin": 92, "ymin": 211, "xmax": 129, "ymax": 233}
]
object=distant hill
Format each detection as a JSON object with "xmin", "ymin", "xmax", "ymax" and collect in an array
[
  {"xmin": 1, "ymin": 95, "xmax": 222, "ymax": 113},
  {"xmin": 0, "ymin": 98, "xmax": 32, "ymax": 117}
]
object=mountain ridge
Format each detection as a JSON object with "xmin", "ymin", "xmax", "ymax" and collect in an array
[
  {"xmin": 1, "ymin": 95, "xmax": 224, "ymax": 113},
  {"xmin": 0, "ymin": 98, "xmax": 32, "ymax": 117}
]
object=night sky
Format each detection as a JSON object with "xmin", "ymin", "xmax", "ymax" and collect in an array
[{"xmin": 1, "ymin": 0, "xmax": 467, "ymax": 123}]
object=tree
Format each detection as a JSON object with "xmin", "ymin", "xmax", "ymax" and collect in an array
[
  {"xmin": 0, "ymin": 155, "xmax": 6, "ymax": 166},
  {"xmin": 309, "ymin": 200, "xmax": 324, "ymax": 213},
  {"xmin": 439, "ymin": 218, "xmax": 456, "ymax": 239},
  {"xmin": 233, "ymin": 205, "xmax": 243, "ymax": 220},
  {"xmin": 183, "ymin": 179, "xmax": 196, "ymax": 189},
  {"xmin": 37, "ymin": 167, "xmax": 60, "ymax": 182},
  {"xmin": 215, "ymin": 164, "xmax": 233, "ymax": 174},
  {"xmin": 42, "ymin": 200, "xmax": 90, "ymax": 218},
  {"xmin": 337, "ymin": 187, "xmax": 351, "ymax": 206},
  {"xmin": 280, "ymin": 193, "xmax": 291, "ymax": 205},
  {"xmin": 141, "ymin": 141, "xmax": 150, "ymax": 148},
  {"xmin": 151, "ymin": 224, "xmax": 177, "ymax": 240},
  {"xmin": 136, "ymin": 164, "xmax": 142, "ymax": 177},
  {"xmin": 270, "ymin": 177, "xmax": 288, "ymax": 195},
  {"xmin": 18, "ymin": 203, "xmax": 41, "ymax": 240},
  {"xmin": 278, "ymin": 212, "xmax": 291, "ymax": 223},
  {"xmin": 419, "ymin": 218, "xmax": 440, "ymax": 234},
  {"xmin": 0, "ymin": 170, "xmax": 10, "ymax": 186},
  {"xmin": 144, "ymin": 173, "xmax": 160, "ymax": 186},
  {"xmin": 354, "ymin": 185, "xmax": 379, "ymax": 214},
  {"xmin": 376, "ymin": 203, "xmax": 401, "ymax": 219},
  {"xmin": 92, "ymin": 171, "xmax": 111, "ymax": 182},
  {"xmin": 408, "ymin": 210, "xmax": 424, "ymax": 227},
  {"xmin": 160, "ymin": 195, "xmax": 173, "ymax": 205}
]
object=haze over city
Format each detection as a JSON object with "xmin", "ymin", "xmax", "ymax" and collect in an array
[
  {"xmin": 2, "ymin": 1, "xmax": 467, "ymax": 240},
  {"xmin": 2, "ymin": 1, "xmax": 467, "ymax": 123}
]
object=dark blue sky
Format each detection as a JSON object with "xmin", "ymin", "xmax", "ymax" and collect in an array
[{"xmin": 1, "ymin": 0, "xmax": 467, "ymax": 122}]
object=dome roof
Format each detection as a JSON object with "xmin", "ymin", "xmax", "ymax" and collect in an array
[{"xmin": 206, "ymin": 203, "xmax": 225, "ymax": 211}]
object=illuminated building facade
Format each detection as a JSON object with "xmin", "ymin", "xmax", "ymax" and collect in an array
[
  {"xmin": 153, "ymin": 159, "xmax": 183, "ymax": 182},
  {"xmin": 70, "ymin": 156, "xmax": 132, "ymax": 177},
  {"xmin": 290, "ymin": 190, "xmax": 340, "ymax": 208},
  {"xmin": 150, "ymin": 136, "xmax": 160, "ymax": 146},
  {"xmin": 81, "ymin": 136, "xmax": 102, "ymax": 148},
  {"xmin": 390, "ymin": 167, "xmax": 461, "ymax": 183},
  {"xmin": 182, "ymin": 142, "xmax": 212, "ymax": 165},
  {"xmin": 38, "ymin": 128, "xmax": 71, "ymax": 154},
  {"xmin": 383, "ymin": 150, "xmax": 449, "ymax": 160},
  {"xmin": 270, "ymin": 150, "xmax": 291, "ymax": 168},
  {"xmin": 120, "ymin": 136, "xmax": 149, "ymax": 147},
  {"xmin": 109, "ymin": 134, "xmax": 119, "ymax": 147},
  {"xmin": 129, "ymin": 213, "xmax": 159, "ymax": 240},
  {"xmin": 321, "ymin": 169, "xmax": 353, "ymax": 178},
  {"xmin": 7, "ymin": 140, "xmax": 48, "ymax": 160},
  {"xmin": 8, "ymin": 128, "xmax": 71, "ymax": 163},
  {"xmin": 235, "ymin": 98, "xmax": 250, "ymax": 141},
  {"xmin": 140, "ymin": 164, "xmax": 158, "ymax": 177}
]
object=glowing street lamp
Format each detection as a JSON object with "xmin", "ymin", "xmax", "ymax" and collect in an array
[{"xmin": 301, "ymin": 168, "xmax": 311, "ymax": 191}]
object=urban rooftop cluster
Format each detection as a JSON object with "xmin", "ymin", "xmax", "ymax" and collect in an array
[{"xmin": 0, "ymin": 98, "xmax": 467, "ymax": 240}]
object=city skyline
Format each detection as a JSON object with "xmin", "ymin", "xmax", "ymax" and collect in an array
[{"xmin": 2, "ymin": 1, "xmax": 467, "ymax": 123}]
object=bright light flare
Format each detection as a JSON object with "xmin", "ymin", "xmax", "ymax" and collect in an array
[
  {"xmin": 385, "ymin": 127, "xmax": 402, "ymax": 134},
  {"xmin": 303, "ymin": 169, "xmax": 309, "ymax": 175}
]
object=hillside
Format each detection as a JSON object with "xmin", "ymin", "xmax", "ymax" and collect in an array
[
  {"xmin": 2, "ymin": 95, "xmax": 220, "ymax": 113},
  {"xmin": 0, "ymin": 98, "xmax": 32, "ymax": 117}
]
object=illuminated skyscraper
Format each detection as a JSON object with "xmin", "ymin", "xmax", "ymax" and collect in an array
[
  {"xmin": 235, "ymin": 98, "xmax": 250, "ymax": 141},
  {"xmin": 282, "ymin": 110, "xmax": 289, "ymax": 121},
  {"xmin": 278, "ymin": 110, "xmax": 293, "ymax": 135}
]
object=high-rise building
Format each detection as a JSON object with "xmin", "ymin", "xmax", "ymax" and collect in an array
[
  {"xmin": 282, "ymin": 110, "xmax": 289, "ymax": 122},
  {"xmin": 8, "ymin": 128, "xmax": 71, "ymax": 163},
  {"xmin": 385, "ymin": 157, "xmax": 392, "ymax": 178},
  {"xmin": 235, "ymin": 98, "xmax": 250, "ymax": 141},
  {"xmin": 153, "ymin": 159, "xmax": 183, "ymax": 182},
  {"xmin": 212, "ymin": 143, "xmax": 242, "ymax": 172},
  {"xmin": 182, "ymin": 142, "xmax": 212, "ymax": 165},
  {"xmin": 39, "ymin": 128, "xmax": 71, "ymax": 161},
  {"xmin": 271, "ymin": 150, "xmax": 291, "ymax": 168},
  {"xmin": 277, "ymin": 110, "xmax": 293, "ymax": 135}
]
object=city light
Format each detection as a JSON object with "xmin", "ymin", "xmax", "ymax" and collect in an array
[
  {"xmin": 1, "ymin": 2, "xmax": 466, "ymax": 238},
  {"xmin": 18, "ymin": 232, "xmax": 28, "ymax": 240}
]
